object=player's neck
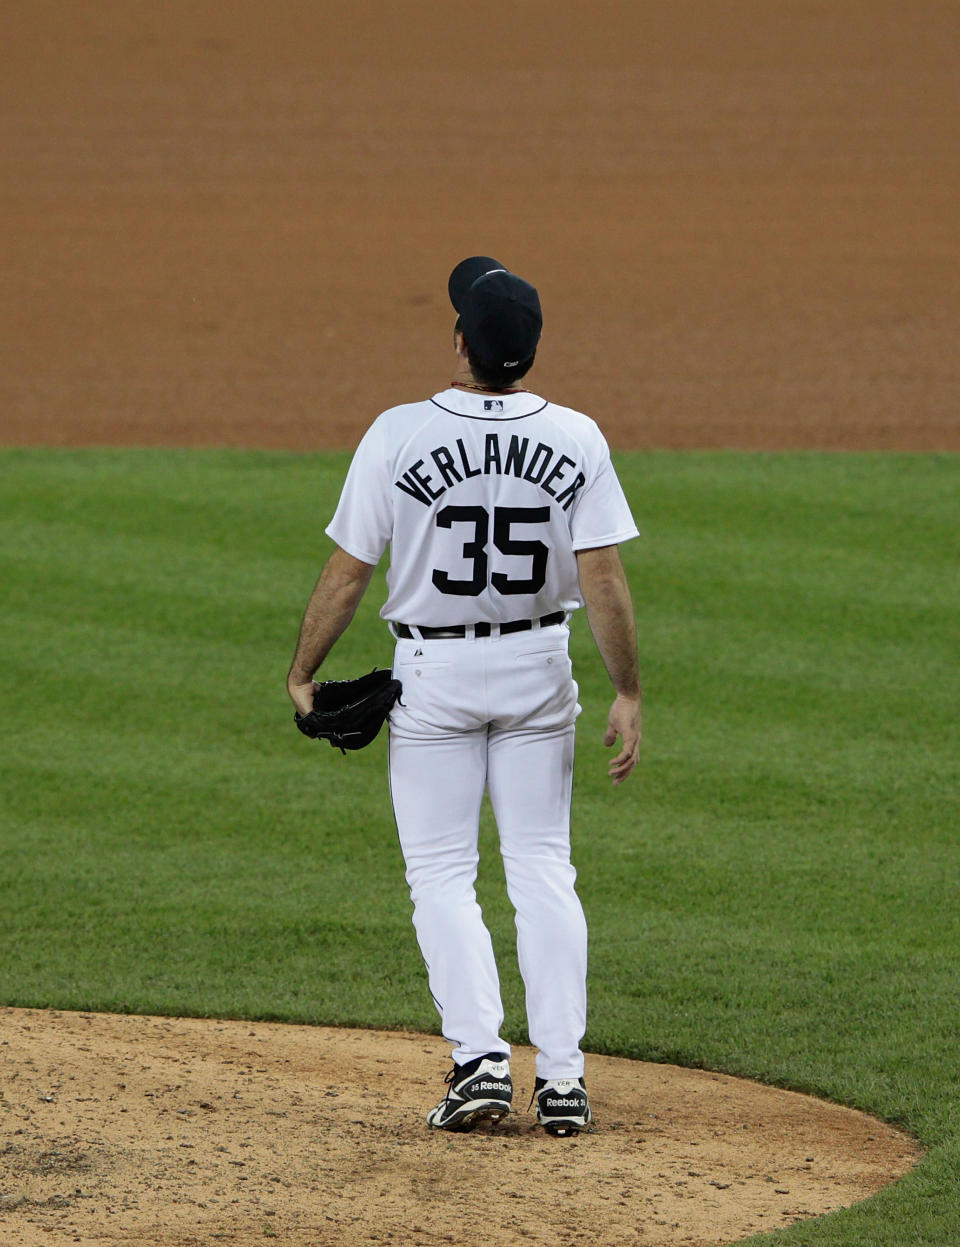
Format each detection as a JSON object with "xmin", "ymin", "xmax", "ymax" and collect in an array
[{"xmin": 450, "ymin": 370, "xmax": 527, "ymax": 396}]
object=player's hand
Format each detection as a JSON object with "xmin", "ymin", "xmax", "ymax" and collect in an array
[
  {"xmin": 287, "ymin": 677, "xmax": 317, "ymax": 718},
  {"xmin": 604, "ymin": 693, "xmax": 642, "ymax": 785}
]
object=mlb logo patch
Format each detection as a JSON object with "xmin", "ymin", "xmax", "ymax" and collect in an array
[{"xmin": 484, "ymin": 399, "xmax": 504, "ymax": 412}]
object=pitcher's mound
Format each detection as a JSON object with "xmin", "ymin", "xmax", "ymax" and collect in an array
[{"xmin": 0, "ymin": 1008, "xmax": 920, "ymax": 1247}]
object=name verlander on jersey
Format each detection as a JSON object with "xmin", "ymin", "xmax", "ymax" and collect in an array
[{"xmin": 396, "ymin": 433, "xmax": 586, "ymax": 511}]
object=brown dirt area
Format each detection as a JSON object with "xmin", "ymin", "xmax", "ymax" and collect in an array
[
  {"xmin": 0, "ymin": 3, "xmax": 943, "ymax": 1244},
  {"xmin": 0, "ymin": 1009, "xmax": 920, "ymax": 1247},
  {"xmin": 1, "ymin": 2, "xmax": 958, "ymax": 451}
]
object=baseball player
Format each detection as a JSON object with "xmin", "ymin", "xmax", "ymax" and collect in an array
[{"xmin": 287, "ymin": 256, "xmax": 641, "ymax": 1136}]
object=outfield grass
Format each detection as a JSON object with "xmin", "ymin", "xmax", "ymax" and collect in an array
[{"xmin": 1, "ymin": 448, "xmax": 957, "ymax": 1245}]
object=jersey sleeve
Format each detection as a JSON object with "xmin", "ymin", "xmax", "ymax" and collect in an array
[
  {"xmin": 324, "ymin": 418, "xmax": 394, "ymax": 565},
  {"xmin": 568, "ymin": 440, "xmax": 639, "ymax": 551}
]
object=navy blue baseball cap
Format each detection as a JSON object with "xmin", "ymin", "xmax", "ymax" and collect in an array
[{"xmin": 448, "ymin": 256, "xmax": 542, "ymax": 371}]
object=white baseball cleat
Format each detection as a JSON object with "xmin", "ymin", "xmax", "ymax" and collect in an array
[
  {"xmin": 534, "ymin": 1076, "xmax": 592, "ymax": 1136},
  {"xmin": 426, "ymin": 1053, "xmax": 513, "ymax": 1132}
]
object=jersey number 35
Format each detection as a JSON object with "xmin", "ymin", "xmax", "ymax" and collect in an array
[{"xmin": 432, "ymin": 505, "xmax": 549, "ymax": 597}]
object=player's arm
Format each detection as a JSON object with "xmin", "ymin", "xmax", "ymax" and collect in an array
[
  {"xmin": 286, "ymin": 546, "xmax": 377, "ymax": 716},
  {"xmin": 575, "ymin": 543, "xmax": 642, "ymax": 785}
]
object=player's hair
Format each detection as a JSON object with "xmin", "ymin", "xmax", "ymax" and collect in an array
[{"xmin": 455, "ymin": 317, "xmax": 535, "ymax": 389}]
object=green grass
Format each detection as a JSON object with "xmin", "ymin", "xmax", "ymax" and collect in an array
[{"xmin": 1, "ymin": 448, "xmax": 958, "ymax": 1245}]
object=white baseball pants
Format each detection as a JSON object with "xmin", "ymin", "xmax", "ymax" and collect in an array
[{"xmin": 388, "ymin": 624, "xmax": 587, "ymax": 1079}]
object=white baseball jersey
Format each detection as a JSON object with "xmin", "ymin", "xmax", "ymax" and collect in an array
[{"xmin": 326, "ymin": 387, "xmax": 638, "ymax": 625}]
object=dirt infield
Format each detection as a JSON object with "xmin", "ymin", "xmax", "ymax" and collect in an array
[
  {"xmin": 0, "ymin": 1010, "xmax": 921, "ymax": 1247},
  {"xmin": 1, "ymin": 1, "xmax": 958, "ymax": 451},
  {"xmin": 0, "ymin": 2, "xmax": 945, "ymax": 1243}
]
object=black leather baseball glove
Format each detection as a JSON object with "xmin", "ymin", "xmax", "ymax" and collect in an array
[{"xmin": 294, "ymin": 668, "xmax": 402, "ymax": 753}]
